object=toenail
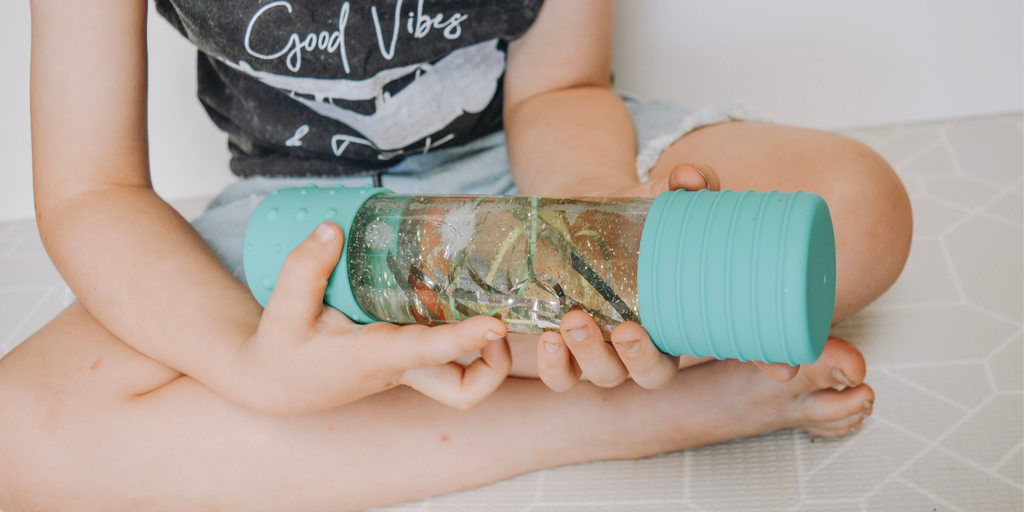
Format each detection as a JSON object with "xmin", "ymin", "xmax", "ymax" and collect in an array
[
  {"xmin": 831, "ymin": 368, "xmax": 856, "ymax": 388},
  {"xmin": 567, "ymin": 326, "xmax": 587, "ymax": 342},
  {"xmin": 543, "ymin": 341, "xmax": 560, "ymax": 354},
  {"xmin": 862, "ymin": 400, "xmax": 873, "ymax": 411}
]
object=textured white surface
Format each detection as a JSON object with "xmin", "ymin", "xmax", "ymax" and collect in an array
[{"xmin": 0, "ymin": 115, "xmax": 1021, "ymax": 511}]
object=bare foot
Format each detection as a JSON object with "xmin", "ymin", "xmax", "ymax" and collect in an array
[{"xmin": 623, "ymin": 337, "xmax": 873, "ymax": 457}]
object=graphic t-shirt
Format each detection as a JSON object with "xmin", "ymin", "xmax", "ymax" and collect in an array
[{"xmin": 155, "ymin": 0, "xmax": 545, "ymax": 177}]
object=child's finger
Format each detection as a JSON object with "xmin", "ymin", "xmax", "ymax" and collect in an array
[
  {"xmin": 399, "ymin": 337, "xmax": 512, "ymax": 410},
  {"xmin": 609, "ymin": 322, "xmax": 679, "ymax": 390},
  {"xmin": 616, "ymin": 163, "xmax": 722, "ymax": 199},
  {"xmin": 377, "ymin": 315, "xmax": 508, "ymax": 370},
  {"xmin": 536, "ymin": 331, "xmax": 582, "ymax": 392},
  {"xmin": 262, "ymin": 222, "xmax": 347, "ymax": 329},
  {"xmin": 667, "ymin": 163, "xmax": 721, "ymax": 192},
  {"xmin": 559, "ymin": 310, "xmax": 629, "ymax": 388}
]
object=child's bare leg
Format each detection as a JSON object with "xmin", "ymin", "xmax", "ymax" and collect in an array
[
  {"xmin": 650, "ymin": 121, "xmax": 912, "ymax": 323},
  {"xmin": 505, "ymin": 122, "xmax": 911, "ymax": 380},
  {"xmin": 1, "ymin": 302, "xmax": 871, "ymax": 512},
  {"xmin": 0, "ymin": 122, "xmax": 897, "ymax": 511}
]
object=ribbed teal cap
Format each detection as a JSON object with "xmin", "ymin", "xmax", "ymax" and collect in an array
[
  {"xmin": 242, "ymin": 184, "xmax": 393, "ymax": 323},
  {"xmin": 636, "ymin": 189, "xmax": 836, "ymax": 365}
]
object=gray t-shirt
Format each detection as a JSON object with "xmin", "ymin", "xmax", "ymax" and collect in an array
[{"xmin": 156, "ymin": 0, "xmax": 544, "ymax": 177}]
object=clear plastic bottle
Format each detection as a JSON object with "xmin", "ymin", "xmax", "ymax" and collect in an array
[
  {"xmin": 346, "ymin": 194, "xmax": 651, "ymax": 338},
  {"xmin": 244, "ymin": 185, "xmax": 837, "ymax": 364}
]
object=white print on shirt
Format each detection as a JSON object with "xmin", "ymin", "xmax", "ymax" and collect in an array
[
  {"xmin": 245, "ymin": 0, "xmax": 467, "ymax": 72},
  {"xmin": 245, "ymin": 1, "xmax": 351, "ymax": 73},
  {"xmin": 330, "ymin": 132, "xmax": 455, "ymax": 160},
  {"xmin": 421, "ymin": 133, "xmax": 456, "ymax": 154},
  {"xmin": 285, "ymin": 124, "xmax": 310, "ymax": 146},
  {"xmin": 408, "ymin": 1, "xmax": 468, "ymax": 39},
  {"xmin": 222, "ymin": 39, "xmax": 505, "ymax": 151},
  {"xmin": 330, "ymin": 134, "xmax": 371, "ymax": 156},
  {"xmin": 371, "ymin": 1, "xmax": 400, "ymax": 60}
]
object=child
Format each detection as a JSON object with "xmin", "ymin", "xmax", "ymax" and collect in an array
[{"xmin": 0, "ymin": 0, "xmax": 910, "ymax": 510}]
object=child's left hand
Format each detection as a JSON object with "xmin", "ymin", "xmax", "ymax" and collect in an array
[{"xmin": 535, "ymin": 162, "xmax": 800, "ymax": 391}]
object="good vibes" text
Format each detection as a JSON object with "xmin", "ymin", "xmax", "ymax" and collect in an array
[{"xmin": 244, "ymin": 0, "xmax": 469, "ymax": 73}]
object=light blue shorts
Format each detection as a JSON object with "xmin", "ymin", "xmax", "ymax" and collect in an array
[{"xmin": 192, "ymin": 98, "xmax": 758, "ymax": 282}]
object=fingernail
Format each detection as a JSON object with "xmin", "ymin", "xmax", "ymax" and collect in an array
[
  {"xmin": 543, "ymin": 341, "xmax": 560, "ymax": 354},
  {"xmin": 862, "ymin": 400, "xmax": 873, "ymax": 411},
  {"xmin": 314, "ymin": 223, "xmax": 336, "ymax": 243},
  {"xmin": 485, "ymin": 330, "xmax": 504, "ymax": 341},
  {"xmin": 567, "ymin": 326, "xmax": 587, "ymax": 342},
  {"xmin": 832, "ymin": 368, "xmax": 856, "ymax": 388},
  {"xmin": 616, "ymin": 340, "xmax": 641, "ymax": 354},
  {"xmin": 694, "ymin": 165, "xmax": 710, "ymax": 188}
]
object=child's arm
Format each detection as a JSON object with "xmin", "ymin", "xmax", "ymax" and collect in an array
[
  {"xmin": 505, "ymin": 0, "xmax": 651, "ymax": 197},
  {"xmin": 30, "ymin": 0, "xmax": 510, "ymax": 415},
  {"xmin": 502, "ymin": 0, "xmax": 739, "ymax": 391}
]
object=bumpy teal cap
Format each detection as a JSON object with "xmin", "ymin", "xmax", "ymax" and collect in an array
[
  {"xmin": 636, "ymin": 189, "xmax": 836, "ymax": 365},
  {"xmin": 242, "ymin": 184, "xmax": 392, "ymax": 323}
]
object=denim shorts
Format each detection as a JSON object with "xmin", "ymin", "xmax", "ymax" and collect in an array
[{"xmin": 191, "ymin": 98, "xmax": 758, "ymax": 283}]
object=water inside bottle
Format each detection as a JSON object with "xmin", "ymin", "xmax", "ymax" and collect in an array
[{"xmin": 346, "ymin": 195, "xmax": 651, "ymax": 337}]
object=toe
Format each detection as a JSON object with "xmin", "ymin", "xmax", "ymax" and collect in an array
[
  {"xmin": 787, "ymin": 338, "xmax": 867, "ymax": 394},
  {"xmin": 753, "ymin": 361, "xmax": 800, "ymax": 382},
  {"xmin": 807, "ymin": 409, "xmax": 869, "ymax": 433},
  {"xmin": 804, "ymin": 412, "xmax": 869, "ymax": 438},
  {"xmin": 797, "ymin": 383, "xmax": 874, "ymax": 423}
]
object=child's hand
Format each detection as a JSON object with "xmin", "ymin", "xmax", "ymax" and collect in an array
[
  {"xmin": 233, "ymin": 222, "xmax": 512, "ymax": 415},
  {"xmin": 535, "ymin": 163, "xmax": 799, "ymax": 392},
  {"xmin": 608, "ymin": 163, "xmax": 722, "ymax": 200}
]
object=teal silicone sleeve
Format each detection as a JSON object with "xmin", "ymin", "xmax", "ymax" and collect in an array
[
  {"xmin": 636, "ymin": 189, "xmax": 836, "ymax": 365},
  {"xmin": 242, "ymin": 183, "xmax": 393, "ymax": 324}
]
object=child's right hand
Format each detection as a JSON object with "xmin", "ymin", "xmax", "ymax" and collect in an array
[{"xmin": 232, "ymin": 222, "xmax": 512, "ymax": 416}]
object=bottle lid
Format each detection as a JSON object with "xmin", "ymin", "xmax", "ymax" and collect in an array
[
  {"xmin": 242, "ymin": 184, "xmax": 393, "ymax": 323},
  {"xmin": 636, "ymin": 190, "xmax": 836, "ymax": 365}
]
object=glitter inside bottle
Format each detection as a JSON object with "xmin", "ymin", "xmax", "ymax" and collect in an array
[{"xmin": 346, "ymin": 194, "xmax": 651, "ymax": 338}]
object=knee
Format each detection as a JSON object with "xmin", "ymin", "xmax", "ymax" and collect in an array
[{"xmin": 814, "ymin": 134, "xmax": 912, "ymax": 321}]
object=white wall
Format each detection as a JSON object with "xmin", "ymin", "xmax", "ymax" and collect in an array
[
  {"xmin": 0, "ymin": 1, "xmax": 234, "ymax": 224},
  {"xmin": 145, "ymin": 5, "xmax": 237, "ymax": 212},
  {"xmin": 1, "ymin": 0, "xmax": 1021, "ymax": 223},
  {"xmin": 611, "ymin": 0, "xmax": 1023, "ymax": 129},
  {"xmin": 0, "ymin": 0, "xmax": 35, "ymax": 225}
]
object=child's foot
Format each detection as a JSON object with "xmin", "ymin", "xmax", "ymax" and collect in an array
[{"xmin": 629, "ymin": 337, "xmax": 873, "ymax": 456}]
